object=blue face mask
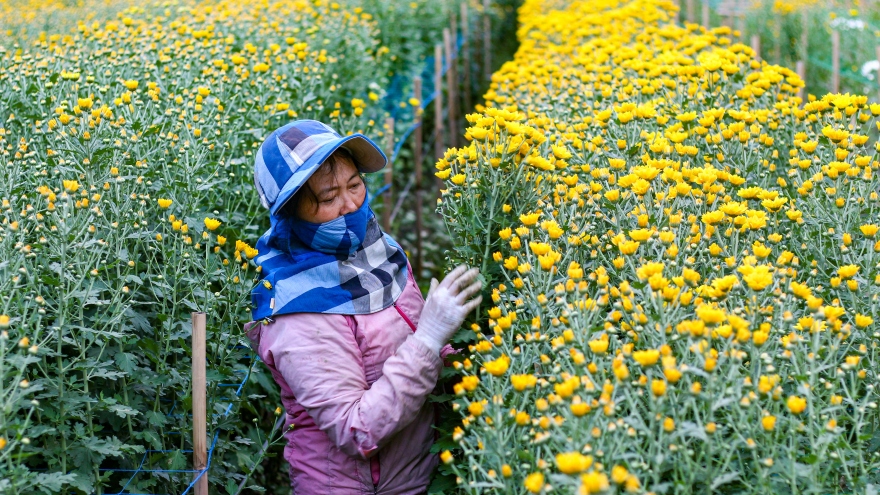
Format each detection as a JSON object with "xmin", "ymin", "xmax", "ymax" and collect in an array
[{"xmin": 288, "ymin": 198, "xmax": 373, "ymax": 258}]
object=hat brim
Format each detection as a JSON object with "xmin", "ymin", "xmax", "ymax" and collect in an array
[
  {"xmin": 270, "ymin": 133, "xmax": 387, "ymax": 216},
  {"xmin": 340, "ymin": 134, "xmax": 387, "ymax": 174}
]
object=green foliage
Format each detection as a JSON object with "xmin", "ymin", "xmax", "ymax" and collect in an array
[{"xmin": 0, "ymin": 0, "xmax": 523, "ymax": 492}]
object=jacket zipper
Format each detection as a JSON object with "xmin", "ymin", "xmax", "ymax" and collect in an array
[{"xmin": 392, "ymin": 302, "xmax": 417, "ymax": 332}]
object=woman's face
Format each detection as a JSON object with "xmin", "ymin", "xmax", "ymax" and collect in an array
[{"xmin": 295, "ymin": 153, "xmax": 366, "ymax": 224}]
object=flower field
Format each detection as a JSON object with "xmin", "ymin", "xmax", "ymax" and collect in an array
[
  {"xmin": 436, "ymin": 0, "xmax": 880, "ymax": 493},
  {"xmin": 0, "ymin": 0, "xmax": 488, "ymax": 492},
  {"xmin": 683, "ymin": 0, "xmax": 880, "ymax": 100},
  {"xmin": 747, "ymin": 0, "xmax": 880, "ymax": 96}
]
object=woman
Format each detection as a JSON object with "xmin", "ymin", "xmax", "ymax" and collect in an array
[{"xmin": 243, "ymin": 119, "xmax": 482, "ymax": 494}]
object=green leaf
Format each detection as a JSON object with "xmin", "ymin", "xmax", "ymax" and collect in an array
[
  {"xmin": 710, "ymin": 472, "xmax": 740, "ymax": 489},
  {"xmin": 108, "ymin": 403, "xmax": 139, "ymax": 419},
  {"xmin": 82, "ymin": 436, "xmax": 124, "ymax": 457},
  {"xmin": 115, "ymin": 352, "xmax": 138, "ymax": 374},
  {"xmin": 167, "ymin": 449, "xmax": 188, "ymax": 471},
  {"xmin": 429, "ymin": 435, "xmax": 458, "ymax": 453},
  {"xmin": 428, "ymin": 393, "xmax": 453, "ymax": 403},
  {"xmin": 134, "ymin": 428, "xmax": 163, "ymax": 450},
  {"xmin": 33, "ymin": 472, "xmax": 78, "ymax": 494},
  {"xmin": 516, "ymin": 449, "xmax": 534, "ymax": 462},
  {"xmin": 427, "ymin": 471, "xmax": 457, "ymax": 494}
]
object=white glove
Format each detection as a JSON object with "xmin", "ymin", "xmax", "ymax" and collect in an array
[{"xmin": 412, "ymin": 265, "xmax": 483, "ymax": 355}]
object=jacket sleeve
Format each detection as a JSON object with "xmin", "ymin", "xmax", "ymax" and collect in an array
[{"xmin": 262, "ymin": 312, "xmax": 443, "ymax": 460}]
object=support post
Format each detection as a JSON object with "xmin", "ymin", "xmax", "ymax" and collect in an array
[
  {"xmin": 461, "ymin": 2, "xmax": 472, "ymax": 114},
  {"xmin": 831, "ymin": 29, "xmax": 840, "ymax": 93},
  {"xmin": 444, "ymin": 27, "xmax": 458, "ymax": 149},
  {"xmin": 800, "ymin": 10, "xmax": 809, "ymax": 61},
  {"xmin": 483, "ymin": 0, "xmax": 491, "ymax": 82},
  {"xmin": 192, "ymin": 312, "xmax": 208, "ymax": 495},
  {"xmin": 383, "ymin": 117, "xmax": 394, "ymax": 234},
  {"xmin": 876, "ymin": 45, "xmax": 880, "ymax": 102},
  {"xmin": 433, "ymin": 43, "xmax": 444, "ymax": 193},
  {"xmin": 795, "ymin": 60, "xmax": 807, "ymax": 102},
  {"xmin": 774, "ymin": 16, "xmax": 782, "ymax": 63},
  {"xmin": 702, "ymin": 0, "xmax": 710, "ymax": 29},
  {"xmin": 686, "ymin": 0, "xmax": 694, "ymax": 23},
  {"xmin": 751, "ymin": 34, "xmax": 761, "ymax": 62},
  {"xmin": 735, "ymin": 14, "xmax": 744, "ymax": 42},
  {"xmin": 450, "ymin": 7, "xmax": 458, "ymax": 60},
  {"xmin": 796, "ymin": 60, "xmax": 806, "ymax": 101},
  {"xmin": 413, "ymin": 76, "xmax": 424, "ymax": 278}
]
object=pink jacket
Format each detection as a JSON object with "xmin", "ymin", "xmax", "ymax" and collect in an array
[{"xmin": 244, "ymin": 261, "xmax": 453, "ymax": 494}]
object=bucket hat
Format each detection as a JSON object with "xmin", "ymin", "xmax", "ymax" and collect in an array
[{"xmin": 253, "ymin": 119, "xmax": 387, "ymax": 216}]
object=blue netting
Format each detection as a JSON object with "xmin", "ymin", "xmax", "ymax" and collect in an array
[
  {"xmin": 92, "ymin": 29, "xmax": 469, "ymax": 495},
  {"xmin": 92, "ymin": 346, "xmax": 258, "ymax": 495},
  {"xmin": 368, "ymin": 31, "xmax": 465, "ymax": 203}
]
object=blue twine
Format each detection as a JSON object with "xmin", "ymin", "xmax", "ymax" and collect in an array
[{"xmin": 90, "ymin": 353, "xmax": 258, "ymax": 495}]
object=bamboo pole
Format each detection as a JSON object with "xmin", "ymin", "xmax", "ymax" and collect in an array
[
  {"xmin": 751, "ymin": 34, "xmax": 761, "ymax": 62},
  {"xmin": 192, "ymin": 311, "xmax": 208, "ymax": 495},
  {"xmin": 433, "ymin": 43, "xmax": 444, "ymax": 193},
  {"xmin": 800, "ymin": 10, "xmax": 809, "ymax": 60},
  {"xmin": 876, "ymin": 45, "xmax": 880, "ymax": 102},
  {"xmin": 443, "ymin": 27, "xmax": 458, "ymax": 149},
  {"xmin": 461, "ymin": 2, "xmax": 472, "ymax": 114},
  {"xmin": 383, "ymin": 117, "xmax": 394, "ymax": 233},
  {"xmin": 450, "ymin": 8, "xmax": 458, "ymax": 62},
  {"xmin": 796, "ymin": 60, "xmax": 806, "ymax": 101},
  {"xmin": 483, "ymin": 0, "xmax": 491, "ymax": 82},
  {"xmin": 702, "ymin": 0, "xmax": 710, "ymax": 29},
  {"xmin": 831, "ymin": 29, "xmax": 840, "ymax": 93},
  {"xmin": 413, "ymin": 76, "xmax": 423, "ymax": 278},
  {"xmin": 735, "ymin": 14, "xmax": 744, "ymax": 42},
  {"xmin": 774, "ymin": 16, "xmax": 782, "ymax": 64}
]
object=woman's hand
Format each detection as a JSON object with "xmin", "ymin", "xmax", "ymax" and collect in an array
[{"xmin": 412, "ymin": 265, "xmax": 483, "ymax": 355}]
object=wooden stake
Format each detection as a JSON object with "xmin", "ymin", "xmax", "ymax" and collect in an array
[
  {"xmin": 452, "ymin": 44, "xmax": 460, "ymax": 149},
  {"xmin": 796, "ymin": 60, "xmax": 806, "ymax": 101},
  {"xmin": 831, "ymin": 29, "xmax": 840, "ymax": 93},
  {"xmin": 751, "ymin": 34, "xmax": 761, "ymax": 62},
  {"xmin": 876, "ymin": 45, "xmax": 880, "ymax": 102},
  {"xmin": 461, "ymin": 2, "xmax": 472, "ymax": 114},
  {"xmin": 444, "ymin": 27, "xmax": 458, "ymax": 148},
  {"xmin": 483, "ymin": 0, "xmax": 491, "ymax": 82},
  {"xmin": 686, "ymin": 0, "xmax": 695, "ymax": 23},
  {"xmin": 383, "ymin": 117, "xmax": 394, "ymax": 233},
  {"xmin": 702, "ymin": 0, "xmax": 710, "ymax": 29},
  {"xmin": 433, "ymin": 43, "xmax": 444, "ymax": 193},
  {"xmin": 800, "ymin": 10, "xmax": 809, "ymax": 61},
  {"xmin": 450, "ymin": 7, "xmax": 458, "ymax": 64},
  {"xmin": 774, "ymin": 16, "xmax": 782, "ymax": 64},
  {"xmin": 413, "ymin": 76, "xmax": 424, "ymax": 278},
  {"xmin": 192, "ymin": 312, "xmax": 208, "ymax": 495},
  {"xmin": 735, "ymin": 14, "xmax": 744, "ymax": 42}
]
